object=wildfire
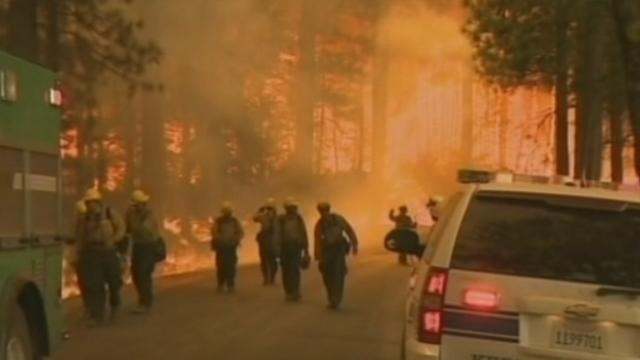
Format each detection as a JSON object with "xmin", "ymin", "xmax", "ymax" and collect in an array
[
  {"xmin": 191, "ymin": 218, "xmax": 212, "ymax": 242},
  {"xmin": 158, "ymin": 216, "xmax": 214, "ymax": 276},
  {"xmin": 165, "ymin": 121, "xmax": 186, "ymax": 155},
  {"xmin": 163, "ymin": 217, "xmax": 182, "ymax": 235},
  {"xmin": 61, "ymin": 128, "xmax": 79, "ymax": 159}
]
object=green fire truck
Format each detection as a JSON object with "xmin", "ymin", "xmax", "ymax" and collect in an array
[{"xmin": 0, "ymin": 50, "xmax": 64, "ymax": 360}]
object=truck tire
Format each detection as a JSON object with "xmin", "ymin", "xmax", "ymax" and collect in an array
[{"xmin": 3, "ymin": 303, "xmax": 34, "ymax": 360}]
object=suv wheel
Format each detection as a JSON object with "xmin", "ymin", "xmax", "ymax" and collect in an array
[{"xmin": 4, "ymin": 303, "xmax": 34, "ymax": 360}]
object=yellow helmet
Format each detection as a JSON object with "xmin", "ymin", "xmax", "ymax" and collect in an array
[
  {"xmin": 317, "ymin": 202, "xmax": 331, "ymax": 211},
  {"xmin": 76, "ymin": 200, "xmax": 87, "ymax": 214},
  {"xmin": 84, "ymin": 188, "xmax": 102, "ymax": 202},
  {"xmin": 132, "ymin": 189, "xmax": 150, "ymax": 203},
  {"xmin": 221, "ymin": 201, "xmax": 233, "ymax": 212},
  {"xmin": 427, "ymin": 195, "xmax": 444, "ymax": 207},
  {"xmin": 284, "ymin": 197, "xmax": 298, "ymax": 208}
]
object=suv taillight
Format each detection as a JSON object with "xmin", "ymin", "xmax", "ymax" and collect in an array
[
  {"xmin": 463, "ymin": 289, "xmax": 500, "ymax": 310},
  {"xmin": 418, "ymin": 267, "xmax": 448, "ymax": 344}
]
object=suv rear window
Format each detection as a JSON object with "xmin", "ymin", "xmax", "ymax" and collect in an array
[{"xmin": 451, "ymin": 192, "xmax": 640, "ymax": 288}]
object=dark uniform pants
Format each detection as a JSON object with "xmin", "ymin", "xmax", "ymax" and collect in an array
[
  {"xmin": 215, "ymin": 246, "xmax": 238, "ymax": 289},
  {"xmin": 131, "ymin": 242, "xmax": 157, "ymax": 308},
  {"xmin": 398, "ymin": 252, "xmax": 409, "ymax": 265},
  {"xmin": 75, "ymin": 263, "xmax": 88, "ymax": 310},
  {"xmin": 257, "ymin": 232, "xmax": 278, "ymax": 284},
  {"xmin": 280, "ymin": 245, "xmax": 303, "ymax": 298},
  {"xmin": 79, "ymin": 245, "xmax": 122, "ymax": 321},
  {"xmin": 319, "ymin": 247, "xmax": 348, "ymax": 307}
]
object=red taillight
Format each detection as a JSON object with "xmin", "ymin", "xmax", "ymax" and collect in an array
[
  {"xmin": 463, "ymin": 289, "xmax": 501, "ymax": 310},
  {"xmin": 427, "ymin": 272, "xmax": 447, "ymax": 295},
  {"xmin": 424, "ymin": 311, "xmax": 441, "ymax": 333},
  {"xmin": 418, "ymin": 267, "xmax": 448, "ymax": 344}
]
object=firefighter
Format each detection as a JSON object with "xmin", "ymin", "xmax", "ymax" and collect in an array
[
  {"xmin": 76, "ymin": 188, "xmax": 126, "ymax": 325},
  {"xmin": 253, "ymin": 198, "xmax": 279, "ymax": 286},
  {"xmin": 211, "ymin": 202, "xmax": 244, "ymax": 293},
  {"xmin": 276, "ymin": 199, "xmax": 310, "ymax": 302},
  {"xmin": 314, "ymin": 202, "xmax": 358, "ymax": 310},
  {"xmin": 71, "ymin": 199, "xmax": 89, "ymax": 315},
  {"xmin": 126, "ymin": 190, "xmax": 159, "ymax": 314},
  {"xmin": 389, "ymin": 205, "xmax": 417, "ymax": 265},
  {"xmin": 427, "ymin": 196, "xmax": 445, "ymax": 223}
]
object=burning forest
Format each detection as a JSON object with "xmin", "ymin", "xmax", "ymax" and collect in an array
[{"xmin": 23, "ymin": 0, "xmax": 636, "ymax": 294}]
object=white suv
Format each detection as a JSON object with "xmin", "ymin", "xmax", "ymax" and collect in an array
[{"xmin": 395, "ymin": 170, "xmax": 640, "ymax": 360}]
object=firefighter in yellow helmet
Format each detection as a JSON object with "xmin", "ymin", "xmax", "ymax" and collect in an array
[
  {"xmin": 211, "ymin": 202, "xmax": 244, "ymax": 293},
  {"xmin": 314, "ymin": 202, "xmax": 358, "ymax": 310},
  {"xmin": 253, "ymin": 198, "xmax": 279, "ymax": 286},
  {"xmin": 126, "ymin": 190, "xmax": 160, "ymax": 314},
  {"xmin": 76, "ymin": 188, "xmax": 125, "ymax": 325},
  {"xmin": 275, "ymin": 198, "xmax": 310, "ymax": 302}
]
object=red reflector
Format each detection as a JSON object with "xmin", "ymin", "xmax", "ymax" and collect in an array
[
  {"xmin": 464, "ymin": 290, "xmax": 501, "ymax": 310},
  {"xmin": 423, "ymin": 311, "xmax": 441, "ymax": 333},
  {"xmin": 427, "ymin": 272, "xmax": 447, "ymax": 295}
]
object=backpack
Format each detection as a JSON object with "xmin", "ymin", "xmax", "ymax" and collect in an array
[
  {"xmin": 83, "ymin": 207, "xmax": 124, "ymax": 247},
  {"xmin": 216, "ymin": 217, "xmax": 240, "ymax": 246},
  {"xmin": 260, "ymin": 207, "xmax": 277, "ymax": 232},
  {"xmin": 281, "ymin": 214, "xmax": 304, "ymax": 243},
  {"xmin": 322, "ymin": 214, "xmax": 346, "ymax": 245}
]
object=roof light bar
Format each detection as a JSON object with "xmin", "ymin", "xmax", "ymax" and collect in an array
[{"xmin": 457, "ymin": 169, "xmax": 492, "ymax": 184}]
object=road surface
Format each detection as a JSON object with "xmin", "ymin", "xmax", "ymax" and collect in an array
[{"xmin": 53, "ymin": 253, "xmax": 409, "ymax": 360}]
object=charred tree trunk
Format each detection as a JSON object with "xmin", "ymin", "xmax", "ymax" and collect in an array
[
  {"xmin": 181, "ymin": 122, "xmax": 195, "ymax": 243},
  {"xmin": 96, "ymin": 140, "xmax": 107, "ymax": 189},
  {"xmin": 355, "ymin": 104, "xmax": 364, "ymax": 172},
  {"xmin": 75, "ymin": 116, "xmax": 89, "ymax": 194},
  {"xmin": 612, "ymin": 0, "xmax": 640, "ymax": 182},
  {"xmin": 294, "ymin": 0, "xmax": 318, "ymax": 178},
  {"xmin": 607, "ymin": 6, "xmax": 629, "ymax": 184},
  {"xmin": 44, "ymin": 0, "xmax": 60, "ymax": 70},
  {"xmin": 554, "ymin": 0, "xmax": 570, "ymax": 176},
  {"xmin": 498, "ymin": 92, "xmax": 510, "ymax": 169},
  {"xmin": 123, "ymin": 97, "xmax": 138, "ymax": 194},
  {"xmin": 315, "ymin": 104, "xmax": 326, "ymax": 173},
  {"xmin": 372, "ymin": 0, "xmax": 390, "ymax": 178},
  {"xmin": 140, "ymin": 93, "xmax": 167, "ymax": 211},
  {"xmin": 610, "ymin": 110, "xmax": 625, "ymax": 183},
  {"xmin": 574, "ymin": 94, "xmax": 585, "ymax": 180},
  {"xmin": 7, "ymin": 0, "xmax": 37, "ymax": 60},
  {"xmin": 461, "ymin": 65, "xmax": 474, "ymax": 166},
  {"xmin": 576, "ymin": 1, "xmax": 607, "ymax": 182}
]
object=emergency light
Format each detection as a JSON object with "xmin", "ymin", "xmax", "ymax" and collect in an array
[
  {"xmin": 48, "ymin": 87, "xmax": 63, "ymax": 107},
  {"xmin": 457, "ymin": 169, "xmax": 492, "ymax": 184},
  {"xmin": 457, "ymin": 167, "xmax": 624, "ymax": 193},
  {"xmin": 0, "ymin": 70, "xmax": 18, "ymax": 102}
]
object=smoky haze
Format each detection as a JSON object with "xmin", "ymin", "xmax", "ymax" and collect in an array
[{"xmin": 94, "ymin": 1, "xmax": 473, "ymax": 272}]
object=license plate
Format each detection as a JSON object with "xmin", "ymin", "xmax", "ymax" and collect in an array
[{"xmin": 552, "ymin": 328, "xmax": 606, "ymax": 353}]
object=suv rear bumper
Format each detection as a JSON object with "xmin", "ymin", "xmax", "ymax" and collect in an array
[{"xmin": 404, "ymin": 333, "xmax": 439, "ymax": 360}]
